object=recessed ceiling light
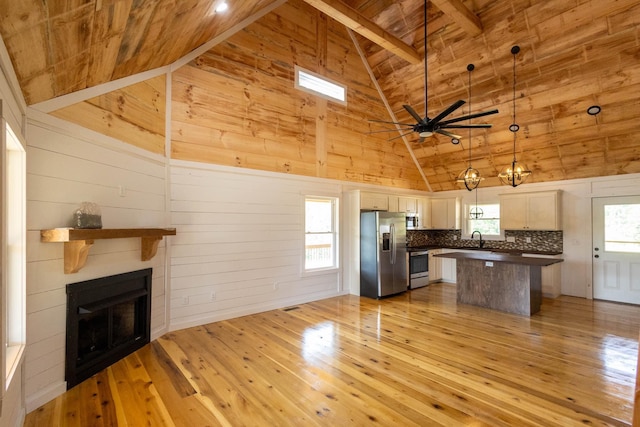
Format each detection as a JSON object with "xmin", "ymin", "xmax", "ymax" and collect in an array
[
  {"xmin": 215, "ymin": 1, "xmax": 228, "ymax": 13},
  {"xmin": 587, "ymin": 105, "xmax": 601, "ymax": 115}
]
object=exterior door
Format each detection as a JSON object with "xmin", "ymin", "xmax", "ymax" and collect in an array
[{"xmin": 592, "ymin": 196, "xmax": 640, "ymax": 304}]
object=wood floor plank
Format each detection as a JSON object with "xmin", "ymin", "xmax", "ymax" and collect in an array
[{"xmin": 24, "ymin": 284, "xmax": 640, "ymax": 426}]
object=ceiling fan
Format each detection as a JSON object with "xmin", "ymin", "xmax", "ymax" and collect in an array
[{"xmin": 370, "ymin": 0, "xmax": 498, "ymax": 142}]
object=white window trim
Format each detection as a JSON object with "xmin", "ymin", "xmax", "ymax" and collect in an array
[
  {"xmin": 462, "ymin": 200, "xmax": 505, "ymax": 241},
  {"xmin": 2, "ymin": 116, "xmax": 27, "ymax": 392},
  {"xmin": 294, "ymin": 65, "xmax": 347, "ymax": 105},
  {"xmin": 302, "ymin": 195, "xmax": 340, "ymax": 277}
]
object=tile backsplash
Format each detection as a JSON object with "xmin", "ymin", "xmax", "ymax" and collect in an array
[{"xmin": 407, "ymin": 229, "xmax": 563, "ymax": 254}]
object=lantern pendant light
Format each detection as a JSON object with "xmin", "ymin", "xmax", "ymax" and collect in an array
[
  {"xmin": 498, "ymin": 46, "xmax": 531, "ymax": 187},
  {"xmin": 456, "ymin": 64, "xmax": 483, "ymax": 191}
]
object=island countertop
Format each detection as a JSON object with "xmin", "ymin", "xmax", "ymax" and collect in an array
[{"xmin": 434, "ymin": 251, "xmax": 563, "ymax": 267}]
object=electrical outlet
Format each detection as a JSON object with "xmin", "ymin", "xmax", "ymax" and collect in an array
[
  {"xmin": 525, "ymin": 237, "xmax": 532, "ymax": 243},
  {"xmin": 210, "ymin": 292, "xmax": 216, "ymax": 301},
  {"xmin": 182, "ymin": 296, "xmax": 189, "ymax": 306},
  {"xmin": 118, "ymin": 185, "xmax": 126, "ymax": 197},
  {"xmin": 453, "ymin": 235, "xmax": 457, "ymax": 240},
  {"xmin": 273, "ymin": 282, "xmax": 279, "ymax": 290}
]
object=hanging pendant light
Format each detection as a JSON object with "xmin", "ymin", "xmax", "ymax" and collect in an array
[
  {"xmin": 470, "ymin": 186, "xmax": 483, "ymax": 219},
  {"xmin": 456, "ymin": 64, "xmax": 483, "ymax": 191},
  {"xmin": 499, "ymin": 46, "xmax": 531, "ymax": 187}
]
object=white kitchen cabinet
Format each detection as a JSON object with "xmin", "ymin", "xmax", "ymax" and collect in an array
[
  {"xmin": 430, "ymin": 197, "xmax": 460, "ymax": 229},
  {"xmin": 398, "ymin": 196, "xmax": 418, "ymax": 214},
  {"xmin": 500, "ymin": 190, "xmax": 561, "ymax": 230},
  {"xmin": 429, "ymin": 249, "xmax": 442, "ymax": 283},
  {"xmin": 440, "ymin": 249, "xmax": 457, "ymax": 283},
  {"xmin": 361, "ymin": 192, "xmax": 389, "ymax": 211}
]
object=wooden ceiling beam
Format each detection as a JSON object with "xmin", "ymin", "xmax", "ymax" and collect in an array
[
  {"xmin": 430, "ymin": 0, "xmax": 482, "ymax": 36},
  {"xmin": 301, "ymin": 0, "xmax": 422, "ymax": 64}
]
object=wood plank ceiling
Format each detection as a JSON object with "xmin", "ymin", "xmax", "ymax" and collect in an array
[{"xmin": 1, "ymin": 0, "xmax": 639, "ymax": 191}]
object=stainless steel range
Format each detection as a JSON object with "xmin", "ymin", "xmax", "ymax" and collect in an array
[{"xmin": 408, "ymin": 250, "xmax": 429, "ymax": 289}]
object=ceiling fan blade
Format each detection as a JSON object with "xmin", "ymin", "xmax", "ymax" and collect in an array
[
  {"xmin": 366, "ymin": 128, "xmax": 413, "ymax": 135},
  {"xmin": 388, "ymin": 130, "xmax": 415, "ymax": 141},
  {"xmin": 436, "ymin": 129, "xmax": 462, "ymax": 139},
  {"xmin": 368, "ymin": 119, "xmax": 416, "ymax": 126},
  {"xmin": 429, "ymin": 100, "xmax": 466, "ymax": 125},
  {"xmin": 438, "ymin": 109, "xmax": 499, "ymax": 126},
  {"xmin": 403, "ymin": 105, "xmax": 426, "ymax": 124},
  {"xmin": 441, "ymin": 124, "xmax": 493, "ymax": 129}
]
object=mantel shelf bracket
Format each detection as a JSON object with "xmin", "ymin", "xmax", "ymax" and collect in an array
[{"xmin": 41, "ymin": 228, "xmax": 177, "ymax": 274}]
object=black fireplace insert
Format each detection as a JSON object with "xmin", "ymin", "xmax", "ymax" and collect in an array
[{"xmin": 65, "ymin": 268, "xmax": 152, "ymax": 389}]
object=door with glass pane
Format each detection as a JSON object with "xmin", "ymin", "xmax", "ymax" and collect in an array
[{"xmin": 592, "ymin": 196, "xmax": 640, "ymax": 304}]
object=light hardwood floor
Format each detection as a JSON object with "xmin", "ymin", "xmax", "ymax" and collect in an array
[{"xmin": 25, "ymin": 284, "xmax": 640, "ymax": 426}]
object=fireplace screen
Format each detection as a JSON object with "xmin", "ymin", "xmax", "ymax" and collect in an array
[{"xmin": 66, "ymin": 268, "xmax": 152, "ymax": 389}]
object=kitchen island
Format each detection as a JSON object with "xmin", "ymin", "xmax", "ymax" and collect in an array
[{"xmin": 434, "ymin": 251, "xmax": 563, "ymax": 316}]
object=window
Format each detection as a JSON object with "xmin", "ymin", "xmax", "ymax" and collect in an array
[
  {"xmin": 604, "ymin": 204, "xmax": 640, "ymax": 253},
  {"xmin": 466, "ymin": 203, "xmax": 501, "ymax": 237},
  {"xmin": 304, "ymin": 196, "xmax": 338, "ymax": 271},
  {"xmin": 2, "ymin": 119, "xmax": 26, "ymax": 389},
  {"xmin": 295, "ymin": 66, "xmax": 346, "ymax": 104}
]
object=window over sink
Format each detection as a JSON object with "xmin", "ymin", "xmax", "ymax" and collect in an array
[{"xmin": 464, "ymin": 202, "xmax": 501, "ymax": 238}]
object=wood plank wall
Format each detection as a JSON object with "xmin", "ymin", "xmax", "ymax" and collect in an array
[
  {"xmin": 25, "ymin": 119, "xmax": 169, "ymax": 409},
  {"xmin": 50, "ymin": 75, "xmax": 166, "ymax": 155},
  {"xmin": 169, "ymin": 162, "xmax": 344, "ymax": 330},
  {"xmin": 171, "ymin": 0, "xmax": 428, "ymax": 191}
]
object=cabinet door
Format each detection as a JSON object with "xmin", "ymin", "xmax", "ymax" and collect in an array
[
  {"xmin": 500, "ymin": 194, "xmax": 527, "ymax": 230},
  {"xmin": 398, "ymin": 197, "xmax": 417, "ymax": 214},
  {"xmin": 431, "ymin": 198, "xmax": 459, "ymax": 229},
  {"xmin": 361, "ymin": 193, "xmax": 389, "ymax": 211},
  {"xmin": 527, "ymin": 192, "xmax": 559, "ymax": 230},
  {"xmin": 429, "ymin": 249, "xmax": 442, "ymax": 282}
]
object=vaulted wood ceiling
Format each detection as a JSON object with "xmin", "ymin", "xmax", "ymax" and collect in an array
[{"xmin": 1, "ymin": 0, "xmax": 639, "ymax": 191}]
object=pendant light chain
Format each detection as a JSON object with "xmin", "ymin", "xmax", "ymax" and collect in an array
[
  {"xmin": 424, "ymin": 0, "xmax": 428, "ymax": 119},
  {"xmin": 468, "ymin": 64, "xmax": 472, "ymax": 168}
]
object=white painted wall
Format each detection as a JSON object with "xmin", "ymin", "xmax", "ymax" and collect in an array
[
  {"xmin": 169, "ymin": 160, "xmax": 346, "ymax": 331},
  {"xmin": 24, "ymin": 113, "xmax": 171, "ymax": 411}
]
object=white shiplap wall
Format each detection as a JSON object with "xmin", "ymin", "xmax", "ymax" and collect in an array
[
  {"xmin": 25, "ymin": 115, "xmax": 170, "ymax": 411},
  {"xmin": 169, "ymin": 160, "xmax": 346, "ymax": 331}
]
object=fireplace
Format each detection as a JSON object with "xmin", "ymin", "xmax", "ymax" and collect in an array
[{"xmin": 65, "ymin": 268, "xmax": 152, "ymax": 389}]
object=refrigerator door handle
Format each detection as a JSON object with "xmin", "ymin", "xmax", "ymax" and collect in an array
[{"xmin": 390, "ymin": 223, "xmax": 396, "ymax": 264}]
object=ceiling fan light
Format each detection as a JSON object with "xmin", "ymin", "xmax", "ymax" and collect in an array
[{"xmin": 419, "ymin": 131, "xmax": 433, "ymax": 138}]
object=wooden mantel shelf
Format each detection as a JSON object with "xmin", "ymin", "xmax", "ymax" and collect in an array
[{"xmin": 40, "ymin": 228, "xmax": 177, "ymax": 274}]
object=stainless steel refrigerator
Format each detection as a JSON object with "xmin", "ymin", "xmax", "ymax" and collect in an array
[{"xmin": 360, "ymin": 212, "xmax": 407, "ymax": 298}]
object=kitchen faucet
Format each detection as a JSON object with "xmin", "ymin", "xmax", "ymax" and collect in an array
[{"xmin": 471, "ymin": 230, "xmax": 485, "ymax": 248}]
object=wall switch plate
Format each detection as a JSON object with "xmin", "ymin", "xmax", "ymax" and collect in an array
[
  {"xmin": 485, "ymin": 261, "xmax": 494, "ymax": 267},
  {"xmin": 453, "ymin": 235, "xmax": 457, "ymax": 240},
  {"xmin": 506, "ymin": 236, "xmax": 515, "ymax": 243}
]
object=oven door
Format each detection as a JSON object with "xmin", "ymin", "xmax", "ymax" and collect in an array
[{"xmin": 409, "ymin": 251, "xmax": 429, "ymax": 289}]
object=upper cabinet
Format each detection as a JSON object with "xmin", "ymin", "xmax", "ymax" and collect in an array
[
  {"xmin": 397, "ymin": 196, "xmax": 418, "ymax": 214},
  {"xmin": 430, "ymin": 197, "xmax": 460, "ymax": 229},
  {"xmin": 360, "ymin": 192, "xmax": 390, "ymax": 211},
  {"xmin": 500, "ymin": 190, "xmax": 562, "ymax": 230}
]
